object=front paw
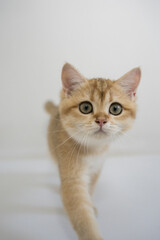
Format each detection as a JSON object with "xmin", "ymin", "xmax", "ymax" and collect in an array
[{"xmin": 79, "ymin": 237, "xmax": 103, "ymax": 240}]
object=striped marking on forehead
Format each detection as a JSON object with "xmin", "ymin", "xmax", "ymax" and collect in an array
[{"xmin": 90, "ymin": 78, "xmax": 109, "ymax": 102}]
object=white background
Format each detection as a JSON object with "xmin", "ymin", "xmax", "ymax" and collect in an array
[
  {"xmin": 1, "ymin": 0, "xmax": 160, "ymax": 157},
  {"xmin": 1, "ymin": 1, "xmax": 160, "ymax": 240}
]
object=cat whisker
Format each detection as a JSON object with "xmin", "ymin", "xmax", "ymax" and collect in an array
[
  {"xmin": 54, "ymin": 129, "xmax": 82, "ymax": 150},
  {"xmin": 76, "ymin": 134, "xmax": 87, "ymax": 165},
  {"xmin": 66, "ymin": 138, "xmax": 80, "ymax": 169}
]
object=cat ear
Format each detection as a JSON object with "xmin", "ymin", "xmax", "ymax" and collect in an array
[
  {"xmin": 117, "ymin": 67, "xmax": 141, "ymax": 100},
  {"xmin": 61, "ymin": 63, "xmax": 85, "ymax": 95}
]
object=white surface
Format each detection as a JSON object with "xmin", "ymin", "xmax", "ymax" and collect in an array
[
  {"xmin": 1, "ymin": 1, "xmax": 160, "ymax": 238},
  {"xmin": 1, "ymin": 0, "xmax": 160, "ymax": 157},
  {"xmin": 0, "ymin": 155, "xmax": 160, "ymax": 240}
]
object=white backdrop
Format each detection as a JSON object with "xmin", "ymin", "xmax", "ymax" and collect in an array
[{"xmin": 1, "ymin": 0, "xmax": 160, "ymax": 157}]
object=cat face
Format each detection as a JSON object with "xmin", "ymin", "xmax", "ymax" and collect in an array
[{"xmin": 59, "ymin": 63, "xmax": 141, "ymax": 147}]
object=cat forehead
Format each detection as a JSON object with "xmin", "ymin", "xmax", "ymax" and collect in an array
[
  {"xmin": 89, "ymin": 78, "xmax": 109, "ymax": 92},
  {"xmin": 82, "ymin": 78, "xmax": 114, "ymax": 102}
]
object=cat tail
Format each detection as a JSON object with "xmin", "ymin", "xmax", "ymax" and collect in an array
[{"xmin": 44, "ymin": 101, "xmax": 57, "ymax": 115}]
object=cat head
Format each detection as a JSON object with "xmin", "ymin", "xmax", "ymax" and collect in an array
[{"xmin": 59, "ymin": 63, "xmax": 141, "ymax": 147}]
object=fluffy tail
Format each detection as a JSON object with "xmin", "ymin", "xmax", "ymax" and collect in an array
[{"xmin": 44, "ymin": 101, "xmax": 57, "ymax": 115}]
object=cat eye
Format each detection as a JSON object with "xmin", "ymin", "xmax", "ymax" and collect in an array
[
  {"xmin": 79, "ymin": 101, "xmax": 93, "ymax": 114},
  {"xmin": 109, "ymin": 102, "xmax": 123, "ymax": 116}
]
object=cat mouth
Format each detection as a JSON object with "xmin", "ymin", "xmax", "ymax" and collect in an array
[{"xmin": 94, "ymin": 128, "xmax": 107, "ymax": 135}]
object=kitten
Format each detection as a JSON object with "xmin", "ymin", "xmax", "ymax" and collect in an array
[{"xmin": 45, "ymin": 63, "xmax": 141, "ymax": 240}]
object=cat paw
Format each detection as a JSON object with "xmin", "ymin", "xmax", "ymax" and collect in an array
[{"xmin": 79, "ymin": 236, "xmax": 103, "ymax": 240}]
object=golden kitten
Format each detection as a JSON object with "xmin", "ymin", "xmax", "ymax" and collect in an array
[{"xmin": 45, "ymin": 63, "xmax": 141, "ymax": 240}]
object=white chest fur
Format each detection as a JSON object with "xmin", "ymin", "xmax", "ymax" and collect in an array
[{"xmin": 83, "ymin": 151, "xmax": 107, "ymax": 176}]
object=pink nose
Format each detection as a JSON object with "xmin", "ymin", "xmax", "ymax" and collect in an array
[{"xmin": 95, "ymin": 119, "xmax": 107, "ymax": 127}]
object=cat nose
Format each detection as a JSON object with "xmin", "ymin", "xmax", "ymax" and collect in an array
[{"xmin": 95, "ymin": 119, "xmax": 107, "ymax": 127}]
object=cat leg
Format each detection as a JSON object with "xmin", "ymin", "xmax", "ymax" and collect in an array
[
  {"xmin": 60, "ymin": 175, "xmax": 103, "ymax": 240},
  {"xmin": 89, "ymin": 170, "xmax": 101, "ymax": 216},
  {"xmin": 89, "ymin": 170, "xmax": 101, "ymax": 195}
]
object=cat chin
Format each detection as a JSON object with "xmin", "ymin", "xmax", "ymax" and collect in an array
[{"xmin": 65, "ymin": 127, "xmax": 113, "ymax": 149}]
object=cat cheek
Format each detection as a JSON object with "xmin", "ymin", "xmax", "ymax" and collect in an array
[
  {"xmin": 105, "ymin": 122, "xmax": 111, "ymax": 128},
  {"xmin": 118, "ymin": 118, "xmax": 135, "ymax": 132}
]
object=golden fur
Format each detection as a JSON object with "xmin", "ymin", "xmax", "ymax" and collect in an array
[{"xmin": 45, "ymin": 63, "xmax": 141, "ymax": 240}]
